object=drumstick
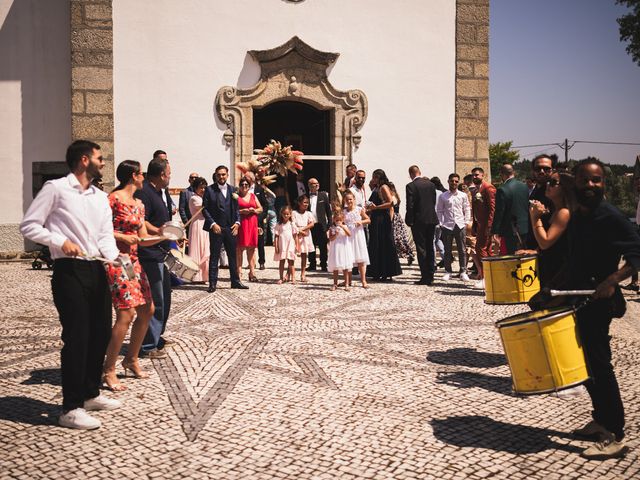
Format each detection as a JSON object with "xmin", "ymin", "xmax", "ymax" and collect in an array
[
  {"xmin": 183, "ymin": 207, "xmax": 204, "ymax": 229},
  {"xmin": 549, "ymin": 289, "xmax": 595, "ymax": 297}
]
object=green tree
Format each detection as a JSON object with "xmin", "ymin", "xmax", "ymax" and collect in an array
[
  {"xmin": 489, "ymin": 141, "xmax": 520, "ymax": 180},
  {"xmin": 617, "ymin": 0, "xmax": 640, "ymax": 66}
]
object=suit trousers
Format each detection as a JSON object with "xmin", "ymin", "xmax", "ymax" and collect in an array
[
  {"xmin": 258, "ymin": 230, "xmax": 265, "ymax": 265},
  {"xmin": 51, "ymin": 259, "xmax": 112, "ymax": 411},
  {"xmin": 140, "ymin": 260, "xmax": 172, "ymax": 352},
  {"xmin": 411, "ymin": 223, "xmax": 436, "ymax": 282},
  {"xmin": 577, "ymin": 303, "xmax": 625, "ymax": 440},
  {"xmin": 441, "ymin": 225, "xmax": 467, "ymax": 274},
  {"xmin": 309, "ymin": 223, "xmax": 328, "ymax": 269},
  {"xmin": 209, "ymin": 227, "xmax": 240, "ymax": 286}
]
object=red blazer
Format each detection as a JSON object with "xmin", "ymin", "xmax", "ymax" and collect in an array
[{"xmin": 472, "ymin": 181, "xmax": 496, "ymax": 235}]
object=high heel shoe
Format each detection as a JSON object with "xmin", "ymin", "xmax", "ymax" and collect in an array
[
  {"xmin": 122, "ymin": 358, "xmax": 150, "ymax": 379},
  {"xmin": 102, "ymin": 371, "xmax": 127, "ymax": 391}
]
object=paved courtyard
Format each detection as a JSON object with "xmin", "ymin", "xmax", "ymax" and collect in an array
[{"xmin": 1, "ymin": 253, "xmax": 639, "ymax": 479}]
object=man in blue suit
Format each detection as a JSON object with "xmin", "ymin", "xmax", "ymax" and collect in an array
[{"xmin": 202, "ymin": 165, "xmax": 248, "ymax": 293}]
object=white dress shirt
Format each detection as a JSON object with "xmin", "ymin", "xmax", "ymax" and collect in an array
[
  {"xmin": 20, "ymin": 173, "xmax": 119, "ymax": 261},
  {"xmin": 350, "ymin": 185, "xmax": 368, "ymax": 208},
  {"xmin": 436, "ymin": 189, "xmax": 471, "ymax": 230},
  {"xmin": 309, "ymin": 192, "xmax": 318, "ymax": 215},
  {"xmin": 219, "ymin": 183, "xmax": 228, "ymax": 198}
]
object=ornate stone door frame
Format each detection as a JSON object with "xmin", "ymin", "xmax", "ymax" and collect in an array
[{"xmin": 215, "ymin": 36, "xmax": 368, "ymax": 187}]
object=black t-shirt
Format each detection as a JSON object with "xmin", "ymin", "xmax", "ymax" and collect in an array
[
  {"xmin": 526, "ymin": 185, "xmax": 554, "ymax": 249},
  {"xmin": 135, "ymin": 180, "xmax": 171, "ymax": 262},
  {"xmin": 568, "ymin": 200, "xmax": 640, "ymax": 290}
]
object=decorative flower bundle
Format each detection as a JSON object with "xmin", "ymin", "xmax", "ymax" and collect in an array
[{"xmin": 254, "ymin": 139, "xmax": 304, "ymax": 176}]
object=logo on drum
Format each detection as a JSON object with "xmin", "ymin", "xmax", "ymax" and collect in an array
[{"xmin": 511, "ymin": 264, "xmax": 538, "ymax": 287}]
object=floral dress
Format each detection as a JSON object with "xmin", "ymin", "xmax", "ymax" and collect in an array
[{"xmin": 105, "ymin": 196, "xmax": 152, "ymax": 310}]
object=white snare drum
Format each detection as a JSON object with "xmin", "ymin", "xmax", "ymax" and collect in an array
[
  {"xmin": 164, "ymin": 249, "xmax": 199, "ymax": 282},
  {"xmin": 161, "ymin": 221, "xmax": 185, "ymax": 241}
]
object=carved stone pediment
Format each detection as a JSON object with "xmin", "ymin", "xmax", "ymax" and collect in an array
[{"xmin": 215, "ymin": 37, "xmax": 368, "ymax": 187}]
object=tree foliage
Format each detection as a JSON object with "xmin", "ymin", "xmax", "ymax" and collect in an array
[
  {"xmin": 489, "ymin": 141, "xmax": 520, "ymax": 180},
  {"xmin": 617, "ymin": 0, "xmax": 640, "ymax": 66}
]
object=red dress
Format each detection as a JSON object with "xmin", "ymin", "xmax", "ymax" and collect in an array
[
  {"xmin": 105, "ymin": 196, "xmax": 152, "ymax": 310},
  {"xmin": 237, "ymin": 193, "xmax": 258, "ymax": 248}
]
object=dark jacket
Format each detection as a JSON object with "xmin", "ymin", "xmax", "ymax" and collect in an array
[
  {"xmin": 405, "ymin": 177, "xmax": 438, "ymax": 226},
  {"xmin": 135, "ymin": 180, "xmax": 171, "ymax": 262},
  {"xmin": 525, "ymin": 184, "xmax": 554, "ymax": 249},
  {"xmin": 492, "ymin": 177, "xmax": 530, "ymax": 237},
  {"xmin": 201, "ymin": 183, "xmax": 240, "ymax": 231},
  {"xmin": 309, "ymin": 191, "xmax": 332, "ymax": 230},
  {"xmin": 178, "ymin": 186, "xmax": 195, "ymax": 224}
]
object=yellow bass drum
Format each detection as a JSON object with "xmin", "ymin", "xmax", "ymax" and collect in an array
[
  {"xmin": 496, "ymin": 307, "xmax": 590, "ymax": 395},
  {"xmin": 482, "ymin": 254, "xmax": 540, "ymax": 304}
]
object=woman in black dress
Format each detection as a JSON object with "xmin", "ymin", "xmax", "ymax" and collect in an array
[{"xmin": 366, "ymin": 169, "xmax": 402, "ymax": 281}]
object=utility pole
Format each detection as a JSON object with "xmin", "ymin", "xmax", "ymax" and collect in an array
[{"xmin": 564, "ymin": 138, "xmax": 568, "ymax": 163}]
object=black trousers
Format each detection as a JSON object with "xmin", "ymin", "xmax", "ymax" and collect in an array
[
  {"xmin": 208, "ymin": 227, "xmax": 240, "ymax": 287},
  {"xmin": 258, "ymin": 230, "xmax": 265, "ymax": 265},
  {"xmin": 51, "ymin": 259, "xmax": 112, "ymax": 411},
  {"xmin": 411, "ymin": 223, "xmax": 436, "ymax": 282},
  {"xmin": 309, "ymin": 224, "xmax": 328, "ymax": 269},
  {"xmin": 577, "ymin": 302, "xmax": 625, "ymax": 440}
]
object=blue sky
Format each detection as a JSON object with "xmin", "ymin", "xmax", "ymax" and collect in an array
[{"xmin": 490, "ymin": 0, "xmax": 640, "ymax": 166}]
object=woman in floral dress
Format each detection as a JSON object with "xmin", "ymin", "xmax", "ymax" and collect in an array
[{"xmin": 103, "ymin": 160, "xmax": 164, "ymax": 391}]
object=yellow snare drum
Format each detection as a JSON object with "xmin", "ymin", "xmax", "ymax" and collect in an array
[
  {"xmin": 496, "ymin": 307, "xmax": 589, "ymax": 395},
  {"xmin": 482, "ymin": 254, "xmax": 540, "ymax": 304}
]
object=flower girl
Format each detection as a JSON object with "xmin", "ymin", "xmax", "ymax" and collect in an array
[
  {"xmin": 273, "ymin": 206, "xmax": 299, "ymax": 284},
  {"xmin": 327, "ymin": 207, "xmax": 353, "ymax": 291}
]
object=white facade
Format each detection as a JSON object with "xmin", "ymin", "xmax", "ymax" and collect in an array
[
  {"xmin": 0, "ymin": 0, "xmax": 71, "ymax": 250},
  {"xmin": 112, "ymin": 0, "xmax": 456, "ymax": 191}
]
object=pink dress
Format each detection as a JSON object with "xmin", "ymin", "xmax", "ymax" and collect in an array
[
  {"xmin": 292, "ymin": 210, "xmax": 315, "ymax": 254},
  {"xmin": 273, "ymin": 222, "xmax": 298, "ymax": 261},
  {"xmin": 188, "ymin": 195, "xmax": 209, "ymax": 282}
]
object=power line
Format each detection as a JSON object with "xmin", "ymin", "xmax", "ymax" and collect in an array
[
  {"xmin": 574, "ymin": 140, "xmax": 640, "ymax": 146},
  {"xmin": 511, "ymin": 142, "xmax": 561, "ymax": 149}
]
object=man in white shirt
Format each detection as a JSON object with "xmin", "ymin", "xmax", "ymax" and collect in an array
[
  {"xmin": 20, "ymin": 140, "xmax": 122, "ymax": 430},
  {"xmin": 436, "ymin": 173, "xmax": 472, "ymax": 282},
  {"xmin": 349, "ymin": 170, "xmax": 368, "ymax": 208}
]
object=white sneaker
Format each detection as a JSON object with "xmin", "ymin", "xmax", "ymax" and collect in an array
[
  {"xmin": 84, "ymin": 395, "xmax": 122, "ymax": 411},
  {"xmin": 442, "ymin": 273, "xmax": 451, "ymax": 281},
  {"xmin": 460, "ymin": 272, "xmax": 470, "ymax": 282},
  {"xmin": 59, "ymin": 408, "xmax": 101, "ymax": 430},
  {"xmin": 473, "ymin": 279, "xmax": 485, "ymax": 289}
]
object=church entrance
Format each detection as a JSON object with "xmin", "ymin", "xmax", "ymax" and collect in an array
[{"xmin": 253, "ymin": 101, "xmax": 331, "ymax": 201}]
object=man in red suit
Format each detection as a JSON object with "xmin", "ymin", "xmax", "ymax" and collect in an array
[{"xmin": 470, "ymin": 167, "xmax": 496, "ymax": 285}]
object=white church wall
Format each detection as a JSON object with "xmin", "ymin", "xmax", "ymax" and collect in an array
[
  {"xmin": 112, "ymin": 0, "xmax": 456, "ymax": 196},
  {"xmin": 0, "ymin": 0, "xmax": 71, "ymax": 251}
]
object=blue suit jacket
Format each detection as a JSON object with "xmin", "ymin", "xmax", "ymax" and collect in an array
[{"xmin": 202, "ymin": 183, "xmax": 240, "ymax": 231}]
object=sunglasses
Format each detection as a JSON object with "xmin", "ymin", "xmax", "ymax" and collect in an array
[
  {"xmin": 534, "ymin": 166, "xmax": 553, "ymax": 173},
  {"xmin": 547, "ymin": 178, "xmax": 560, "ymax": 187}
]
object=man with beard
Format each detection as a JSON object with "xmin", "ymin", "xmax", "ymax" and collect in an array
[
  {"xmin": 135, "ymin": 157, "xmax": 173, "ymax": 358},
  {"xmin": 525, "ymin": 154, "xmax": 556, "ymax": 250},
  {"xmin": 567, "ymin": 159, "xmax": 640, "ymax": 460},
  {"xmin": 470, "ymin": 167, "xmax": 496, "ymax": 286},
  {"xmin": 20, "ymin": 140, "xmax": 123, "ymax": 429}
]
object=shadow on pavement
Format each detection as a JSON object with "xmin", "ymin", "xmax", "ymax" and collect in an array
[
  {"xmin": 20, "ymin": 368, "xmax": 61, "ymax": 386},
  {"xmin": 436, "ymin": 289, "xmax": 485, "ymax": 296},
  {"xmin": 436, "ymin": 370, "xmax": 513, "ymax": 395},
  {"xmin": 0, "ymin": 396, "xmax": 58, "ymax": 426},
  {"xmin": 431, "ymin": 415, "xmax": 581, "ymax": 454},
  {"xmin": 427, "ymin": 348, "xmax": 506, "ymax": 368}
]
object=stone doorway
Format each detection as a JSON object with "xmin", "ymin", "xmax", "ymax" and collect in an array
[
  {"xmin": 215, "ymin": 36, "xmax": 368, "ymax": 191},
  {"xmin": 253, "ymin": 100, "xmax": 331, "ymax": 200}
]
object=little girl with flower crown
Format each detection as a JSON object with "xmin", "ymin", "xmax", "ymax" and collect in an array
[{"xmin": 273, "ymin": 206, "xmax": 299, "ymax": 284}]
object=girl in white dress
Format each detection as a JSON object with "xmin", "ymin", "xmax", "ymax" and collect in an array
[
  {"xmin": 327, "ymin": 209, "xmax": 353, "ymax": 291},
  {"xmin": 343, "ymin": 190, "xmax": 371, "ymax": 289},
  {"xmin": 273, "ymin": 206, "xmax": 299, "ymax": 284},
  {"xmin": 292, "ymin": 195, "xmax": 315, "ymax": 283}
]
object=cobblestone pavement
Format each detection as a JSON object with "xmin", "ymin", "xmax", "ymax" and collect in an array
[{"xmin": 1, "ymin": 252, "xmax": 639, "ymax": 479}]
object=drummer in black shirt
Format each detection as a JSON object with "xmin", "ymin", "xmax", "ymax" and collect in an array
[
  {"xmin": 135, "ymin": 157, "xmax": 172, "ymax": 359},
  {"xmin": 525, "ymin": 154, "xmax": 557, "ymax": 250},
  {"xmin": 568, "ymin": 158, "xmax": 640, "ymax": 460}
]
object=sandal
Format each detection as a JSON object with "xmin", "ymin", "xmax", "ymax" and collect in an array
[
  {"xmin": 102, "ymin": 371, "xmax": 126, "ymax": 392},
  {"xmin": 249, "ymin": 274, "xmax": 259, "ymax": 282}
]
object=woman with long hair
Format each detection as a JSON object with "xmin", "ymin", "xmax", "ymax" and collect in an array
[
  {"xmin": 103, "ymin": 160, "xmax": 164, "ymax": 391},
  {"xmin": 529, "ymin": 170, "xmax": 577, "ymax": 287},
  {"xmin": 188, "ymin": 177, "xmax": 209, "ymax": 282},
  {"xmin": 366, "ymin": 169, "xmax": 402, "ymax": 281},
  {"xmin": 388, "ymin": 182, "xmax": 415, "ymax": 266}
]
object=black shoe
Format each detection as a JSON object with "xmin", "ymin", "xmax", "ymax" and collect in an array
[
  {"xmin": 231, "ymin": 282, "xmax": 249, "ymax": 289},
  {"xmin": 320, "ymin": 266, "xmax": 328, "ymax": 272},
  {"xmin": 621, "ymin": 283, "xmax": 639, "ymax": 292},
  {"xmin": 259, "ymin": 263, "xmax": 265, "ymax": 271},
  {"xmin": 436, "ymin": 260, "xmax": 444, "ymax": 268},
  {"xmin": 207, "ymin": 286, "xmax": 216, "ymax": 293},
  {"xmin": 308, "ymin": 265, "xmax": 317, "ymax": 271},
  {"xmin": 407, "ymin": 257, "xmax": 414, "ymax": 266},
  {"xmin": 414, "ymin": 279, "xmax": 433, "ymax": 285}
]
